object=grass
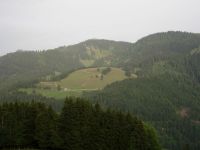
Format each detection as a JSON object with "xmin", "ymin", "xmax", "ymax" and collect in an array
[
  {"xmin": 56, "ymin": 67, "xmax": 130, "ymax": 89},
  {"xmin": 39, "ymin": 67, "xmax": 130, "ymax": 90},
  {"xmin": 21, "ymin": 67, "xmax": 137, "ymax": 99}
]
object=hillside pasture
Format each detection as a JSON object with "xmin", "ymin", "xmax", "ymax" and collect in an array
[
  {"xmin": 21, "ymin": 67, "xmax": 136, "ymax": 99},
  {"xmin": 56, "ymin": 67, "xmax": 134, "ymax": 89}
]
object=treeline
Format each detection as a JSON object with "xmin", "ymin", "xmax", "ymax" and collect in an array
[
  {"xmin": 0, "ymin": 91, "xmax": 64, "ymax": 112},
  {"xmin": 0, "ymin": 97, "xmax": 161, "ymax": 150}
]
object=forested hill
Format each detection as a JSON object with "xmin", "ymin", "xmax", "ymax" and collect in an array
[
  {"xmin": 0, "ymin": 39, "xmax": 131, "ymax": 92},
  {"xmin": 85, "ymin": 74, "xmax": 200, "ymax": 149},
  {"xmin": 83, "ymin": 32, "xmax": 200, "ymax": 149},
  {"xmin": 123, "ymin": 31, "xmax": 200, "ymax": 71},
  {"xmin": 1, "ymin": 31, "xmax": 200, "ymax": 149},
  {"xmin": 1, "ymin": 31, "xmax": 200, "ymax": 92},
  {"xmin": 0, "ymin": 31, "xmax": 199, "ymax": 91}
]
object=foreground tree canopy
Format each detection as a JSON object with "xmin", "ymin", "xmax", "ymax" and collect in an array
[{"xmin": 0, "ymin": 97, "xmax": 161, "ymax": 150}]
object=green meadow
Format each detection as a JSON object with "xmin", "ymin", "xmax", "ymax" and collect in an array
[{"xmin": 20, "ymin": 67, "xmax": 136, "ymax": 99}]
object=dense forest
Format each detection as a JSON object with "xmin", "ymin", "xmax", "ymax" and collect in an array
[
  {"xmin": 0, "ymin": 97, "xmax": 160, "ymax": 150},
  {"xmin": 85, "ymin": 74, "xmax": 200, "ymax": 149},
  {"xmin": 84, "ymin": 32, "xmax": 200, "ymax": 149},
  {"xmin": 0, "ymin": 91, "xmax": 64, "ymax": 112},
  {"xmin": 1, "ymin": 31, "xmax": 200, "ymax": 149}
]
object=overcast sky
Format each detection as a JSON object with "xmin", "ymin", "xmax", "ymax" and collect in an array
[{"xmin": 0, "ymin": 0, "xmax": 200, "ymax": 55}]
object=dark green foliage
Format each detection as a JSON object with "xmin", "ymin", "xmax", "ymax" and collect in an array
[
  {"xmin": 85, "ymin": 74, "xmax": 200, "ymax": 149},
  {"xmin": 184, "ymin": 48, "xmax": 200, "ymax": 82},
  {"xmin": 101, "ymin": 67, "xmax": 111, "ymax": 75},
  {"xmin": 80, "ymin": 31, "xmax": 200, "ymax": 150},
  {"xmin": 0, "ymin": 98, "xmax": 161, "ymax": 150},
  {"xmin": 125, "ymin": 70, "xmax": 131, "ymax": 77},
  {"xmin": 35, "ymin": 106, "xmax": 59, "ymax": 149},
  {"xmin": 0, "ymin": 91, "xmax": 64, "ymax": 112},
  {"xmin": 0, "ymin": 102, "xmax": 45, "ymax": 148},
  {"xmin": 126, "ymin": 31, "xmax": 200, "ymax": 69}
]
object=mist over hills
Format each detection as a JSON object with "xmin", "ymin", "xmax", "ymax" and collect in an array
[
  {"xmin": 1, "ymin": 31, "xmax": 200, "ymax": 91},
  {"xmin": 1, "ymin": 31, "xmax": 200, "ymax": 149}
]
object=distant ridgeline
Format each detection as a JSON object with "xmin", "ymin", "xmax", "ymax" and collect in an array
[
  {"xmin": 1, "ymin": 31, "xmax": 200, "ymax": 149},
  {"xmin": 0, "ymin": 97, "xmax": 161, "ymax": 150},
  {"xmin": 0, "ymin": 31, "xmax": 200, "ymax": 93}
]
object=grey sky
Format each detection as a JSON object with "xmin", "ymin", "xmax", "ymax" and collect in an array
[{"xmin": 0, "ymin": 0, "xmax": 200, "ymax": 55}]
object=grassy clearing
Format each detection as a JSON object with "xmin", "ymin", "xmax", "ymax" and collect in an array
[
  {"xmin": 39, "ymin": 67, "xmax": 130, "ymax": 90},
  {"xmin": 56, "ymin": 67, "xmax": 131, "ymax": 89},
  {"xmin": 21, "ymin": 67, "xmax": 136, "ymax": 99}
]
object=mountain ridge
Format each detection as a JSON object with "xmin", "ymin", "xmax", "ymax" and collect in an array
[
  {"xmin": 1, "ymin": 31, "xmax": 200, "ymax": 149},
  {"xmin": 2, "ymin": 30, "xmax": 199, "ymax": 57}
]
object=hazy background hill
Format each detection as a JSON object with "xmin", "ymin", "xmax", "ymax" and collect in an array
[
  {"xmin": 1, "ymin": 31, "xmax": 200, "ymax": 92},
  {"xmin": 0, "ymin": 39, "xmax": 131, "ymax": 92}
]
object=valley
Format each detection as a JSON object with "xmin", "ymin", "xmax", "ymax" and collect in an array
[
  {"xmin": 1, "ymin": 31, "xmax": 200, "ymax": 149},
  {"xmin": 1, "ymin": 0, "xmax": 200, "ymax": 149}
]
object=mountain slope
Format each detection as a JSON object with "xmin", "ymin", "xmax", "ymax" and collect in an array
[
  {"xmin": 1, "ymin": 31, "xmax": 200, "ymax": 149},
  {"xmin": 0, "ymin": 40, "xmax": 132, "ymax": 92},
  {"xmin": 1, "ymin": 31, "xmax": 200, "ymax": 92},
  {"xmin": 84, "ymin": 72, "xmax": 200, "ymax": 149},
  {"xmin": 124, "ymin": 31, "xmax": 200, "ymax": 72},
  {"xmin": 82, "ymin": 32, "xmax": 200, "ymax": 149}
]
